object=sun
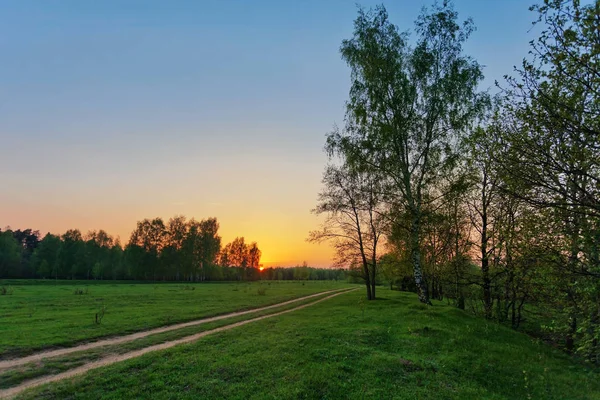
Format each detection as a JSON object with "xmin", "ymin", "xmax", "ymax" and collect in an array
[{"xmin": 259, "ymin": 266, "xmax": 265, "ymax": 271}]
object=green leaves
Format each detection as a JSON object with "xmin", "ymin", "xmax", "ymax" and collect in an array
[
  {"xmin": 490, "ymin": 0, "xmax": 600, "ymax": 361},
  {"xmin": 333, "ymin": 2, "xmax": 485, "ymax": 209},
  {"xmin": 327, "ymin": 2, "xmax": 486, "ymax": 304}
]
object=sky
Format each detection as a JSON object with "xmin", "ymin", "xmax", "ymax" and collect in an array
[{"xmin": 0, "ymin": 0, "xmax": 538, "ymax": 267}]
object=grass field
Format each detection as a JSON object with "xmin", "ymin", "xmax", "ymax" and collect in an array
[
  {"xmin": 0, "ymin": 280, "xmax": 350, "ymax": 359},
  {"xmin": 14, "ymin": 287, "xmax": 600, "ymax": 400},
  {"xmin": 0, "ymin": 290, "xmax": 346, "ymax": 390}
]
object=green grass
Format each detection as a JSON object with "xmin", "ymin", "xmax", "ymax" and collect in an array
[
  {"xmin": 16, "ymin": 288, "xmax": 600, "ymax": 399},
  {"xmin": 0, "ymin": 280, "xmax": 350, "ymax": 358},
  {"xmin": 0, "ymin": 290, "xmax": 347, "ymax": 389}
]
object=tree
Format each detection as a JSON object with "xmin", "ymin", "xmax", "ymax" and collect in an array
[
  {"xmin": 228, "ymin": 237, "xmax": 248, "ymax": 268},
  {"xmin": 500, "ymin": 0, "xmax": 600, "ymax": 218},
  {"xmin": 124, "ymin": 243, "xmax": 146, "ymax": 280},
  {"xmin": 12, "ymin": 229, "xmax": 40, "ymax": 277},
  {"xmin": 60, "ymin": 229, "xmax": 85, "ymax": 279},
  {"xmin": 84, "ymin": 230, "xmax": 114, "ymax": 280},
  {"xmin": 109, "ymin": 240, "xmax": 125, "ymax": 280},
  {"xmin": 163, "ymin": 216, "xmax": 189, "ymax": 280},
  {"xmin": 182, "ymin": 219, "xmax": 203, "ymax": 281},
  {"xmin": 466, "ymin": 126, "xmax": 503, "ymax": 318},
  {"xmin": 218, "ymin": 242, "xmax": 232, "ymax": 267},
  {"xmin": 128, "ymin": 218, "xmax": 166, "ymax": 280},
  {"xmin": 494, "ymin": 0, "xmax": 600, "ymax": 360},
  {"xmin": 32, "ymin": 233, "xmax": 62, "ymax": 279},
  {"xmin": 199, "ymin": 218, "xmax": 222, "ymax": 280},
  {"xmin": 217, "ymin": 237, "xmax": 261, "ymax": 281},
  {"xmin": 247, "ymin": 242, "xmax": 261, "ymax": 269},
  {"xmin": 0, "ymin": 231, "xmax": 21, "ymax": 278},
  {"xmin": 328, "ymin": 3, "xmax": 486, "ymax": 304},
  {"xmin": 378, "ymin": 251, "xmax": 412, "ymax": 291},
  {"xmin": 309, "ymin": 163, "xmax": 385, "ymax": 300},
  {"xmin": 12, "ymin": 229, "xmax": 40, "ymax": 252}
]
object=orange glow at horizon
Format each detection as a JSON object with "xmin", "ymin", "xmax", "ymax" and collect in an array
[
  {"xmin": 0, "ymin": 177, "xmax": 337, "ymax": 268},
  {"xmin": 0, "ymin": 0, "xmax": 539, "ymax": 273},
  {"xmin": 0, "ymin": 125, "xmax": 337, "ymax": 268}
]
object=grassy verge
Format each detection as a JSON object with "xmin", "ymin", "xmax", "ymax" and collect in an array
[
  {"xmin": 0, "ymin": 280, "xmax": 351, "ymax": 358},
  {"xmin": 0, "ymin": 290, "xmax": 351, "ymax": 389},
  {"xmin": 16, "ymin": 288, "xmax": 600, "ymax": 399}
]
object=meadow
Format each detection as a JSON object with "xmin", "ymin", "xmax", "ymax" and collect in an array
[
  {"xmin": 10, "ymin": 287, "xmax": 599, "ymax": 399},
  {"xmin": 0, "ymin": 280, "xmax": 349, "ymax": 358}
]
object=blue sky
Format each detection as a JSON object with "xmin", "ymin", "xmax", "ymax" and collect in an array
[{"xmin": 0, "ymin": 0, "xmax": 538, "ymax": 266}]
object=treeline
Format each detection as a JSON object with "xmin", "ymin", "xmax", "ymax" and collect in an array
[
  {"xmin": 261, "ymin": 264, "xmax": 346, "ymax": 281},
  {"xmin": 0, "ymin": 216, "xmax": 342, "ymax": 281},
  {"xmin": 313, "ymin": 1, "xmax": 600, "ymax": 362}
]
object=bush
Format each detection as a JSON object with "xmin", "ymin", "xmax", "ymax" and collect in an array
[
  {"xmin": 95, "ymin": 304, "xmax": 106, "ymax": 324},
  {"xmin": 0, "ymin": 286, "xmax": 13, "ymax": 295},
  {"xmin": 73, "ymin": 288, "xmax": 88, "ymax": 295},
  {"xmin": 257, "ymin": 287, "xmax": 267, "ymax": 296}
]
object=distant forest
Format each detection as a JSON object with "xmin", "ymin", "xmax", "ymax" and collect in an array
[{"xmin": 0, "ymin": 216, "xmax": 345, "ymax": 282}]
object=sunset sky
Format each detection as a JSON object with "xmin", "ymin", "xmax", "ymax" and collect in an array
[{"xmin": 1, "ymin": 0, "xmax": 536, "ymax": 267}]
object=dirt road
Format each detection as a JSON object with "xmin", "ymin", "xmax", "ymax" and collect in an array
[
  {"xmin": 0, "ymin": 288, "xmax": 357, "ymax": 399},
  {"xmin": 0, "ymin": 287, "xmax": 350, "ymax": 370}
]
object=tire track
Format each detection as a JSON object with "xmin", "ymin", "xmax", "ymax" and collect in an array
[
  {"xmin": 0, "ymin": 288, "xmax": 357, "ymax": 399},
  {"xmin": 0, "ymin": 287, "xmax": 350, "ymax": 370}
]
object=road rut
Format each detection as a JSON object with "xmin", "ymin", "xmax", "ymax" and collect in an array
[
  {"xmin": 0, "ymin": 287, "xmax": 350, "ymax": 371},
  {"xmin": 0, "ymin": 288, "xmax": 357, "ymax": 399}
]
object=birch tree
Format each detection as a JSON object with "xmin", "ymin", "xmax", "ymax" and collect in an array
[{"xmin": 328, "ymin": 3, "xmax": 486, "ymax": 303}]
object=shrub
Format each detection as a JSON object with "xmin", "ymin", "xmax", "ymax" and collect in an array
[
  {"xmin": 257, "ymin": 287, "xmax": 267, "ymax": 296},
  {"xmin": 95, "ymin": 304, "xmax": 106, "ymax": 324},
  {"xmin": 0, "ymin": 286, "xmax": 13, "ymax": 295},
  {"xmin": 73, "ymin": 288, "xmax": 88, "ymax": 295}
]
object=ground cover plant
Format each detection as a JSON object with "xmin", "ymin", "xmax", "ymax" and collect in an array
[
  {"xmin": 0, "ymin": 280, "xmax": 350, "ymax": 359},
  {"xmin": 15, "ymin": 288, "xmax": 600, "ymax": 400}
]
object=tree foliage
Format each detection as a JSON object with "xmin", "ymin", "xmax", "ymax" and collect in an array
[
  {"xmin": 316, "ymin": 0, "xmax": 600, "ymax": 362},
  {"xmin": 325, "ymin": 2, "xmax": 486, "ymax": 303}
]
